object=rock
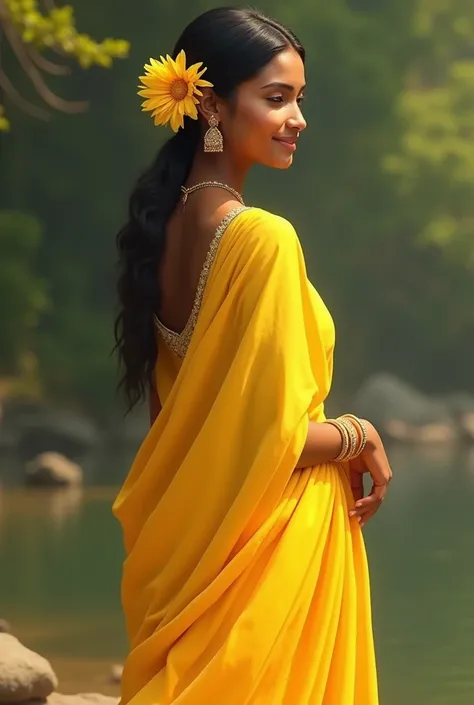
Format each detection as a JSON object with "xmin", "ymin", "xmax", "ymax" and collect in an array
[
  {"xmin": 47, "ymin": 694, "xmax": 119, "ymax": 705},
  {"xmin": 0, "ymin": 622, "xmax": 10, "ymax": 635},
  {"xmin": 25, "ymin": 452, "xmax": 83, "ymax": 487},
  {"xmin": 352, "ymin": 373, "xmax": 458, "ymax": 443},
  {"xmin": 17, "ymin": 410, "xmax": 99, "ymax": 458},
  {"xmin": 27, "ymin": 695, "xmax": 119, "ymax": 705},
  {"xmin": 443, "ymin": 392, "xmax": 474, "ymax": 441},
  {"xmin": 44, "ymin": 486, "xmax": 84, "ymax": 523},
  {"xmin": 463, "ymin": 413, "xmax": 474, "ymax": 439},
  {"xmin": 108, "ymin": 664, "xmax": 123, "ymax": 684},
  {"xmin": 0, "ymin": 634, "xmax": 58, "ymax": 703}
]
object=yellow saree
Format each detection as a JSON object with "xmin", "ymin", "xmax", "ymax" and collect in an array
[{"xmin": 113, "ymin": 207, "xmax": 378, "ymax": 705}]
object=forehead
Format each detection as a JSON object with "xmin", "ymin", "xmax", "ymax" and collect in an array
[{"xmin": 252, "ymin": 48, "xmax": 305, "ymax": 89}]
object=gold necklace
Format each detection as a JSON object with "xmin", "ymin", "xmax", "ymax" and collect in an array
[{"xmin": 181, "ymin": 180, "xmax": 244, "ymax": 205}]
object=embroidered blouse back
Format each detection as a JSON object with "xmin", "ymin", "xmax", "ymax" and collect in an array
[{"xmin": 153, "ymin": 205, "xmax": 250, "ymax": 359}]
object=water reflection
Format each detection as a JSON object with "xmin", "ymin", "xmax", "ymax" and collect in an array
[
  {"xmin": 365, "ymin": 443, "xmax": 474, "ymax": 705},
  {"xmin": 0, "ymin": 445, "xmax": 473, "ymax": 704}
]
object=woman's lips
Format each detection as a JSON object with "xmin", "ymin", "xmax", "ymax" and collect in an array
[{"xmin": 273, "ymin": 136, "xmax": 298, "ymax": 153}]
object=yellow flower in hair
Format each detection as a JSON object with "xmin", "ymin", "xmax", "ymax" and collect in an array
[{"xmin": 138, "ymin": 49, "xmax": 213, "ymax": 132}]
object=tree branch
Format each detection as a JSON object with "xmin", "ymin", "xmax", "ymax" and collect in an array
[
  {"xmin": 26, "ymin": 45, "xmax": 70, "ymax": 76},
  {"xmin": 3, "ymin": 18, "xmax": 88, "ymax": 114},
  {"xmin": 0, "ymin": 66, "xmax": 50, "ymax": 119}
]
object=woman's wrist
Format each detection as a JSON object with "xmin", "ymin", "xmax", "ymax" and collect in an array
[
  {"xmin": 297, "ymin": 415, "xmax": 369, "ymax": 469},
  {"xmin": 324, "ymin": 415, "xmax": 368, "ymax": 462}
]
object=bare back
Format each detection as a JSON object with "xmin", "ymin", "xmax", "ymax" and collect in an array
[{"xmin": 157, "ymin": 197, "xmax": 243, "ymax": 334}]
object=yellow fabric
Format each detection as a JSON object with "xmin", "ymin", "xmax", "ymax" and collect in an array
[{"xmin": 113, "ymin": 207, "xmax": 378, "ymax": 705}]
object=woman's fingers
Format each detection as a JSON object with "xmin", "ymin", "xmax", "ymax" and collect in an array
[
  {"xmin": 359, "ymin": 508, "xmax": 378, "ymax": 528},
  {"xmin": 364, "ymin": 450, "xmax": 391, "ymax": 489},
  {"xmin": 349, "ymin": 483, "xmax": 386, "ymax": 526},
  {"xmin": 350, "ymin": 468, "xmax": 364, "ymax": 502},
  {"xmin": 347, "ymin": 423, "xmax": 392, "ymax": 527}
]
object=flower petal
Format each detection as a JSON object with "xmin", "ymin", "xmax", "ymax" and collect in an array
[
  {"xmin": 153, "ymin": 107, "xmax": 173, "ymax": 124},
  {"xmin": 167, "ymin": 55, "xmax": 182, "ymax": 80},
  {"xmin": 195, "ymin": 65, "xmax": 211, "ymax": 81},
  {"xmin": 143, "ymin": 63, "xmax": 168, "ymax": 79},
  {"xmin": 155, "ymin": 97, "xmax": 176, "ymax": 111},
  {"xmin": 138, "ymin": 82, "xmax": 172, "ymax": 93},
  {"xmin": 154, "ymin": 113, "xmax": 167, "ymax": 126},
  {"xmin": 186, "ymin": 62, "xmax": 203, "ymax": 81},
  {"xmin": 138, "ymin": 88, "xmax": 171, "ymax": 99},
  {"xmin": 175, "ymin": 50, "xmax": 187, "ymax": 76},
  {"xmin": 184, "ymin": 97, "xmax": 198, "ymax": 120},
  {"xmin": 138, "ymin": 75, "xmax": 170, "ymax": 89},
  {"xmin": 150, "ymin": 57, "xmax": 165, "ymax": 69},
  {"xmin": 138, "ymin": 51, "xmax": 205, "ymax": 131},
  {"xmin": 170, "ymin": 107, "xmax": 183, "ymax": 132},
  {"xmin": 196, "ymin": 79, "xmax": 214, "ymax": 88}
]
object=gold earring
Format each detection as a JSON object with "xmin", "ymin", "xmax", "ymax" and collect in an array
[{"xmin": 204, "ymin": 115, "xmax": 223, "ymax": 153}]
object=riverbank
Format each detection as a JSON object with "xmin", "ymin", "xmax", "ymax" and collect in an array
[
  {"xmin": 2, "ymin": 449, "xmax": 474, "ymax": 704},
  {"xmin": 0, "ymin": 631, "xmax": 121, "ymax": 704}
]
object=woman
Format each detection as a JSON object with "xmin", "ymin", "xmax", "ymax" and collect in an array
[{"xmin": 113, "ymin": 7, "xmax": 392, "ymax": 705}]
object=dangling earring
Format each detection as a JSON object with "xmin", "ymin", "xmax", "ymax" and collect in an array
[{"xmin": 204, "ymin": 115, "xmax": 224, "ymax": 153}]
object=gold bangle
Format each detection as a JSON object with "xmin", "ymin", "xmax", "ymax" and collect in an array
[
  {"xmin": 326, "ymin": 419, "xmax": 350, "ymax": 462},
  {"xmin": 338, "ymin": 417, "xmax": 359, "ymax": 460},
  {"xmin": 342, "ymin": 414, "xmax": 368, "ymax": 457}
]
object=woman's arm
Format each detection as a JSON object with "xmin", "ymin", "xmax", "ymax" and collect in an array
[
  {"xmin": 149, "ymin": 384, "xmax": 161, "ymax": 427},
  {"xmin": 296, "ymin": 421, "xmax": 343, "ymax": 468},
  {"xmin": 297, "ymin": 418, "xmax": 392, "ymax": 526}
]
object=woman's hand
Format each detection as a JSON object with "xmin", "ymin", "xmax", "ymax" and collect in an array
[{"xmin": 348, "ymin": 420, "xmax": 392, "ymax": 527}]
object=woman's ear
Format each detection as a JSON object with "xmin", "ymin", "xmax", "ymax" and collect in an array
[{"xmin": 197, "ymin": 88, "xmax": 222, "ymax": 124}]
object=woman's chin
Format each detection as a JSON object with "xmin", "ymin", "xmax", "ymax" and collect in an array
[
  {"xmin": 263, "ymin": 154, "xmax": 294, "ymax": 170},
  {"xmin": 275, "ymin": 155, "xmax": 294, "ymax": 170}
]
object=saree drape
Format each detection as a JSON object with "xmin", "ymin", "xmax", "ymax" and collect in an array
[{"xmin": 113, "ymin": 207, "xmax": 378, "ymax": 705}]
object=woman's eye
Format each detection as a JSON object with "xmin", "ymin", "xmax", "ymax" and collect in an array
[{"xmin": 267, "ymin": 96, "xmax": 305, "ymax": 105}]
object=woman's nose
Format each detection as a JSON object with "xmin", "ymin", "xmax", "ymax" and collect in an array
[{"xmin": 288, "ymin": 104, "xmax": 307, "ymax": 132}]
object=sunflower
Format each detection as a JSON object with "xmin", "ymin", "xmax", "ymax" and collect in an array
[{"xmin": 137, "ymin": 50, "xmax": 213, "ymax": 132}]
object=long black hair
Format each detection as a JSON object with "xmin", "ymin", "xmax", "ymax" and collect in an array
[{"xmin": 114, "ymin": 7, "xmax": 305, "ymax": 412}]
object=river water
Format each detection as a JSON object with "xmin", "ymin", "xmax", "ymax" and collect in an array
[{"xmin": 1, "ymin": 444, "xmax": 474, "ymax": 704}]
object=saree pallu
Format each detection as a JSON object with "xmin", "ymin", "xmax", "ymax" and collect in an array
[{"xmin": 113, "ymin": 208, "xmax": 378, "ymax": 704}]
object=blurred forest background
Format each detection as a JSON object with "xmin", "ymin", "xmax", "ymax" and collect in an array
[
  {"xmin": 1, "ymin": 0, "xmax": 473, "ymax": 420},
  {"xmin": 2, "ymin": 4, "xmax": 474, "ymax": 704}
]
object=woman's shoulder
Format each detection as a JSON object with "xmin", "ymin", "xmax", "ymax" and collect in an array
[
  {"xmin": 237, "ymin": 206, "xmax": 299, "ymax": 253},
  {"xmin": 221, "ymin": 206, "xmax": 306, "ymax": 286}
]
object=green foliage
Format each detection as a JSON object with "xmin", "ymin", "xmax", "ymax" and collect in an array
[
  {"xmin": 0, "ymin": 0, "xmax": 129, "ymax": 131},
  {"xmin": 1, "ymin": 0, "xmax": 474, "ymax": 415},
  {"xmin": 0, "ymin": 105, "xmax": 10, "ymax": 131},
  {"xmin": 386, "ymin": 1, "xmax": 474, "ymax": 268},
  {"xmin": 0, "ymin": 211, "xmax": 47, "ymax": 373},
  {"xmin": 36, "ymin": 307, "xmax": 117, "ymax": 417},
  {"xmin": 4, "ymin": 0, "xmax": 129, "ymax": 66}
]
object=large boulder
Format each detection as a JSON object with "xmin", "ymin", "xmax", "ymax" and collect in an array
[
  {"xmin": 352, "ymin": 373, "xmax": 458, "ymax": 443},
  {"xmin": 25, "ymin": 452, "xmax": 83, "ymax": 487},
  {"xmin": 0, "ymin": 634, "xmax": 58, "ymax": 703}
]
